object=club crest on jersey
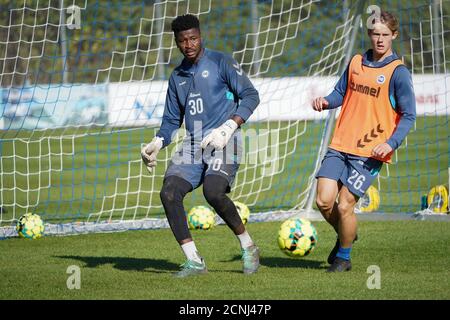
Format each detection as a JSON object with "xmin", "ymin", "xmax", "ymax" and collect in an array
[
  {"xmin": 376, "ymin": 75, "xmax": 385, "ymax": 84},
  {"xmin": 202, "ymin": 70, "xmax": 209, "ymax": 78}
]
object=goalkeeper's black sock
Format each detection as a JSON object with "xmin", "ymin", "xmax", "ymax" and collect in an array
[
  {"xmin": 160, "ymin": 175, "xmax": 193, "ymax": 242},
  {"xmin": 203, "ymin": 174, "xmax": 243, "ymax": 234}
]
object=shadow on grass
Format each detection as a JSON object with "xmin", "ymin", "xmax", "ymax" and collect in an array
[
  {"xmin": 261, "ymin": 256, "xmax": 326, "ymax": 269},
  {"xmin": 55, "ymin": 255, "xmax": 179, "ymax": 273},
  {"xmin": 224, "ymin": 255, "xmax": 326, "ymax": 270}
]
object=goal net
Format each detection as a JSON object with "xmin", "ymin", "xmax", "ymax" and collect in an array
[{"xmin": 0, "ymin": 0, "xmax": 449, "ymax": 237}]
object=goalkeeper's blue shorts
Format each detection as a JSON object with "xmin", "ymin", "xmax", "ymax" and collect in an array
[
  {"xmin": 316, "ymin": 148, "xmax": 383, "ymax": 198},
  {"xmin": 164, "ymin": 130, "xmax": 242, "ymax": 191}
]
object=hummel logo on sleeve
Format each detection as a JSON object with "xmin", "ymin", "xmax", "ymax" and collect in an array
[{"xmin": 233, "ymin": 62, "xmax": 243, "ymax": 76}]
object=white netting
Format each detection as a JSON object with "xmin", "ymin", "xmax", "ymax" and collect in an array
[{"xmin": 1, "ymin": 0, "xmax": 449, "ymax": 237}]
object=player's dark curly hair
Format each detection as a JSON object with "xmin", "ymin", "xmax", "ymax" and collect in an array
[{"xmin": 171, "ymin": 14, "xmax": 200, "ymax": 35}]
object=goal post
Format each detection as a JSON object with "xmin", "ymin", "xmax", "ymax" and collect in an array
[
  {"xmin": 303, "ymin": 0, "xmax": 368, "ymax": 214},
  {"xmin": 0, "ymin": 0, "xmax": 449, "ymax": 237}
]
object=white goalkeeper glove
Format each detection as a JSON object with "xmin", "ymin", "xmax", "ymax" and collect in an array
[
  {"xmin": 141, "ymin": 136, "xmax": 164, "ymax": 173},
  {"xmin": 201, "ymin": 119, "xmax": 238, "ymax": 150}
]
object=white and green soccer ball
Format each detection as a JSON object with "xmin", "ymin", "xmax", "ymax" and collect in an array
[
  {"xmin": 16, "ymin": 213, "xmax": 45, "ymax": 239},
  {"xmin": 278, "ymin": 218, "xmax": 318, "ymax": 257},
  {"xmin": 234, "ymin": 201, "xmax": 250, "ymax": 225},
  {"xmin": 187, "ymin": 206, "xmax": 216, "ymax": 230}
]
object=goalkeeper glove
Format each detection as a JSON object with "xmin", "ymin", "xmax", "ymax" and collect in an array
[
  {"xmin": 201, "ymin": 119, "xmax": 238, "ymax": 150},
  {"xmin": 141, "ymin": 136, "xmax": 164, "ymax": 173}
]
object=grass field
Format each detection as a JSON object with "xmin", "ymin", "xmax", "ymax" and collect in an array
[
  {"xmin": 1, "ymin": 116, "xmax": 449, "ymax": 301},
  {"xmin": 1, "ymin": 219, "xmax": 449, "ymax": 300}
]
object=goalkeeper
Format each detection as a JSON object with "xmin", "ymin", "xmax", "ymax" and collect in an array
[
  {"xmin": 141, "ymin": 14, "xmax": 260, "ymax": 277},
  {"xmin": 311, "ymin": 10, "xmax": 416, "ymax": 272}
]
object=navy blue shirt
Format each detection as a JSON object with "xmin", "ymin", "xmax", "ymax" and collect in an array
[
  {"xmin": 156, "ymin": 48, "xmax": 260, "ymax": 148},
  {"xmin": 325, "ymin": 49, "xmax": 416, "ymax": 150}
]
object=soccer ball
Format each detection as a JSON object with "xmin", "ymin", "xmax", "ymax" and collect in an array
[
  {"xmin": 357, "ymin": 185, "xmax": 380, "ymax": 212},
  {"xmin": 16, "ymin": 213, "xmax": 45, "ymax": 239},
  {"xmin": 187, "ymin": 206, "xmax": 216, "ymax": 230},
  {"xmin": 278, "ymin": 218, "xmax": 318, "ymax": 257},
  {"xmin": 234, "ymin": 201, "xmax": 250, "ymax": 225}
]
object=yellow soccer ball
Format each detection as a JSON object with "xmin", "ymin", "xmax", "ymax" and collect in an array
[
  {"xmin": 16, "ymin": 213, "xmax": 45, "ymax": 239},
  {"xmin": 187, "ymin": 206, "xmax": 216, "ymax": 230},
  {"xmin": 234, "ymin": 201, "xmax": 250, "ymax": 225},
  {"xmin": 358, "ymin": 185, "xmax": 380, "ymax": 212},
  {"xmin": 427, "ymin": 185, "xmax": 449, "ymax": 213},
  {"xmin": 278, "ymin": 218, "xmax": 318, "ymax": 257}
]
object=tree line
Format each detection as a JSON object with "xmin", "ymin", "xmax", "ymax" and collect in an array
[{"xmin": 0, "ymin": 0, "xmax": 448, "ymax": 86}]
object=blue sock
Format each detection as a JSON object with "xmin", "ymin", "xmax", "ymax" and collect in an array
[{"xmin": 336, "ymin": 246, "xmax": 352, "ymax": 261}]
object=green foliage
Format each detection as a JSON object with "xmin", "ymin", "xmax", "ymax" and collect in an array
[{"xmin": 1, "ymin": 0, "xmax": 448, "ymax": 85}]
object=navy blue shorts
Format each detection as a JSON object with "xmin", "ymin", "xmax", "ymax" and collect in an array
[
  {"xmin": 165, "ymin": 130, "xmax": 242, "ymax": 191},
  {"xmin": 316, "ymin": 148, "xmax": 383, "ymax": 198}
]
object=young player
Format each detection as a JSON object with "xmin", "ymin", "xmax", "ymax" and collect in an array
[
  {"xmin": 141, "ymin": 14, "xmax": 260, "ymax": 277},
  {"xmin": 311, "ymin": 11, "xmax": 416, "ymax": 272}
]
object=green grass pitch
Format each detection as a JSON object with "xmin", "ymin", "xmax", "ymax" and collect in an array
[
  {"xmin": 1, "ymin": 220, "xmax": 449, "ymax": 300},
  {"xmin": 0, "ymin": 116, "xmax": 449, "ymax": 300}
]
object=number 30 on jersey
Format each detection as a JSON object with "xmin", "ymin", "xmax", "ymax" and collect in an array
[{"xmin": 189, "ymin": 97, "xmax": 204, "ymax": 115}]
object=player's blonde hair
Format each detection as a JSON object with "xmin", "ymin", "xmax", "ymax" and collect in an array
[
  {"xmin": 369, "ymin": 11, "xmax": 399, "ymax": 35},
  {"xmin": 379, "ymin": 11, "xmax": 399, "ymax": 34}
]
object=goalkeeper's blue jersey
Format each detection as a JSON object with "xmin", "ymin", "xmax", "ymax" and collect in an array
[{"xmin": 156, "ymin": 48, "xmax": 260, "ymax": 148}]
